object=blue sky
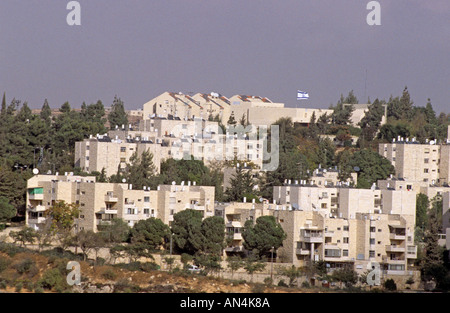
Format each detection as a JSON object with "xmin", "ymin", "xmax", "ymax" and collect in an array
[{"xmin": 1, "ymin": 0, "xmax": 449, "ymax": 113}]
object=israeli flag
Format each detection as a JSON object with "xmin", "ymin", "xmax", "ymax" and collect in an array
[{"xmin": 297, "ymin": 90, "xmax": 309, "ymax": 100}]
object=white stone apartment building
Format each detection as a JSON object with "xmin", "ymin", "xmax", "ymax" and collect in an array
[
  {"xmin": 215, "ymin": 201, "xmax": 274, "ymax": 255},
  {"xmin": 379, "ymin": 139, "xmax": 450, "ymax": 186},
  {"xmin": 74, "ymin": 134, "xmax": 163, "ymax": 178},
  {"xmin": 273, "ymin": 209, "xmax": 417, "ymax": 276},
  {"xmin": 26, "ymin": 174, "xmax": 215, "ymax": 232},
  {"xmin": 141, "ymin": 91, "xmax": 376, "ymax": 127},
  {"xmin": 272, "ymin": 184, "xmax": 417, "ymax": 275},
  {"xmin": 142, "ymin": 91, "xmax": 231, "ymax": 122}
]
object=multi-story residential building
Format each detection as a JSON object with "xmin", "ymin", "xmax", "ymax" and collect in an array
[
  {"xmin": 142, "ymin": 91, "xmax": 231, "ymax": 122},
  {"xmin": 307, "ymin": 167, "xmax": 358, "ymax": 187},
  {"xmin": 271, "ymin": 183, "xmax": 418, "ymax": 276},
  {"xmin": 215, "ymin": 201, "xmax": 274, "ymax": 255},
  {"xmin": 273, "ymin": 209, "xmax": 417, "ymax": 275},
  {"xmin": 379, "ymin": 139, "xmax": 447, "ymax": 185},
  {"xmin": 273, "ymin": 183, "xmax": 416, "ymax": 219},
  {"xmin": 74, "ymin": 134, "xmax": 163, "ymax": 177},
  {"xmin": 142, "ymin": 91, "xmax": 376, "ymax": 127},
  {"xmin": 26, "ymin": 174, "xmax": 215, "ymax": 232}
]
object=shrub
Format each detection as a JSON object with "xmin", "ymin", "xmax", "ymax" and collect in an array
[
  {"xmin": 301, "ymin": 281, "xmax": 310, "ymax": 288},
  {"xmin": 277, "ymin": 279, "xmax": 288, "ymax": 287},
  {"xmin": 15, "ymin": 282, "xmax": 23, "ymax": 292},
  {"xmin": 181, "ymin": 253, "xmax": 193, "ymax": 265},
  {"xmin": 33, "ymin": 283, "xmax": 44, "ymax": 293},
  {"xmin": 24, "ymin": 280, "xmax": 34, "ymax": 292},
  {"xmin": 101, "ymin": 268, "xmax": 118, "ymax": 280},
  {"xmin": 139, "ymin": 262, "xmax": 160, "ymax": 272},
  {"xmin": 39, "ymin": 268, "xmax": 66, "ymax": 291},
  {"xmin": 13, "ymin": 258, "xmax": 35, "ymax": 274},
  {"xmin": 384, "ymin": 279, "xmax": 397, "ymax": 291},
  {"xmin": 0, "ymin": 242, "xmax": 26, "ymax": 257},
  {"xmin": 263, "ymin": 277, "xmax": 273, "ymax": 286},
  {"xmin": 251, "ymin": 283, "xmax": 266, "ymax": 293},
  {"xmin": 0, "ymin": 280, "xmax": 7, "ymax": 290},
  {"xmin": 0, "ymin": 256, "xmax": 11, "ymax": 273},
  {"xmin": 114, "ymin": 279, "xmax": 140, "ymax": 293}
]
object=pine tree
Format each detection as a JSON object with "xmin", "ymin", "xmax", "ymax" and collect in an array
[
  {"xmin": 0, "ymin": 92, "xmax": 6, "ymax": 117},
  {"xmin": 225, "ymin": 165, "xmax": 256, "ymax": 202},
  {"xmin": 108, "ymin": 96, "xmax": 128, "ymax": 129},
  {"xmin": 125, "ymin": 149, "xmax": 157, "ymax": 189},
  {"xmin": 40, "ymin": 99, "xmax": 52, "ymax": 124}
]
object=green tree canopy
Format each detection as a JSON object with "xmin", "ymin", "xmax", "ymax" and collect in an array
[
  {"xmin": 242, "ymin": 215, "xmax": 286, "ymax": 258},
  {"xmin": 108, "ymin": 96, "xmax": 128, "ymax": 129},
  {"xmin": 0, "ymin": 196, "xmax": 16, "ymax": 223},
  {"xmin": 349, "ymin": 149, "xmax": 395, "ymax": 188},
  {"xmin": 171, "ymin": 209, "xmax": 204, "ymax": 255},
  {"xmin": 130, "ymin": 217, "xmax": 171, "ymax": 251},
  {"xmin": 200, "ymin": 216, "xmax": 225, "ymax": 255}
]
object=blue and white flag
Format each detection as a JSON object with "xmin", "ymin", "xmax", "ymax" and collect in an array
[{"xmin": 297, "ymin": 90, "xmax": 309, "ymax": 100}]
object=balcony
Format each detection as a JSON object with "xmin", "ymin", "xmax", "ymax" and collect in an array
[
  {"xmin": 301, "ymin": 230, "xmax": 323, "ymax": 243},
  {"xmin": 124, "ymin": 214, "xmax": 140, "ymax": 221},
  {"xmin": 97, "ymin": 220, "xmax": 112, "ymax": 226},
  {"xmin": 233, "ymin": 233, "xmax": 243, "ymax": 241},
  {"xmin": 296, "ymin": 248, "xmax": 311, "ymax": 255},
  {"xmin": 389, "ymin": 233, "xmax": 406, "ymax": 240},
  {"xmin": 225, "ymin": 246, "xmax": 245, "ymax": 253},
  {"xmin": 226, "ymin": 221, "xmax": 242, "ymax": 228},
  {"xmin": 385, "ymin": 244, "xmax": 405, "ymax": 253},
  {"xmin": 28, "ymin": 217, "xmax": 47, "ymax": 225},
  {"xmin": 28, "ymin": 193, "xmax": 44, "ymax": 201},
  {"xmin": 28, "ymin": 205, "xmax": 46, "ymax": 213},
  {"xmin": 98, "ymin": 207, "xmax": 118, "ymax": 215},
  {"xmin": 383, "ymin": 257, "xmax": 405, "ymax": 265},
  {"xmin": 105, "ymin": 194, "xmax": 118, "ymax": 202},
  {"xmin": 28, "ymin": 188, "xmax": 44, "ymax": 200},
  {"xmin": 406, "ymin": 245, "xmax": 417, "ymax": 258},
  {"xmin": 190, "ymin": 204, "xmax": 205, "ymax": 211}
]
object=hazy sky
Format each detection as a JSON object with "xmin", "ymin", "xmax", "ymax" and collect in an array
[{"xmin": 1, "ymin": 0, "xmax": 449, "ymax": 113}]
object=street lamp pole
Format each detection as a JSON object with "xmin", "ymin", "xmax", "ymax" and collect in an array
[
  {"xmin": 170, "ymin": 232, "xmax": 173, "ymax": 257},
  {"xmin": 271, "ymin": 246, "xmax": 274, "ymax": 281}
]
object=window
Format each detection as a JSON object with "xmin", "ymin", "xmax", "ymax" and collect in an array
[
  {"xmin": 370, "ymin": 227, "xmax": 376, "ymax": 232},
  {"xmin": 370, "ymin": 238, "xmax": 375, "ymax": 245},
  {"xmin": 321, "ymin": 203, "xmax": 327, "ymax": 209},
  {"xmin": 324, "ymin": 249, "xmax": 341, "ymax": 258},
  {"xmin": 343, "ymin": 237, "xmax": 349, "ymax": 243},
  {"xmin": 424, "ymin": 168, "xmax": 429, "ymax": 173},
  {"xmin": 369, "ymin": 250, "xmax": 375, "ymax": 258},
  {"xmin": 343, "ymin": 226, "xmax": 349, "ymax": 231},
  {"xmin": 144, "ymin": 196, "xmax": 150, "ymax": 202},
  {"xmin": 343, "ymin": 250, "xmax": 349, "ymax": 257},
  {"xmin": 120, "ymin": 147, "xmax": 126, "ymax": 152},
  {"xmin": 143, "ymin": 208, "xmax": 149, "ymax": 215},
  {"xmin": 424, "ymin": 158, "xmax": 429, "ymax": 164}
]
